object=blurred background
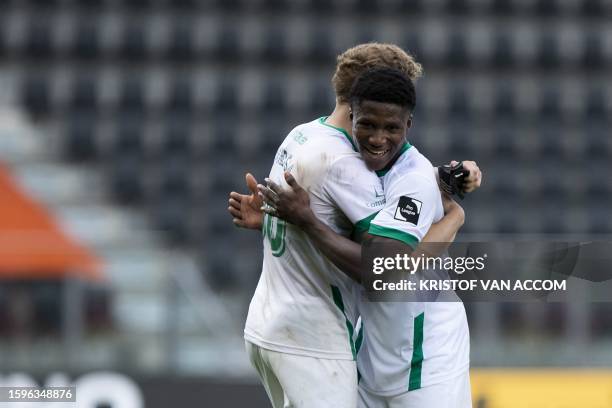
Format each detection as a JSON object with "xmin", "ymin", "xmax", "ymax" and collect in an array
[{"xmin": 0, "ymin": 0, "xmax": 610, "ymax": 406}]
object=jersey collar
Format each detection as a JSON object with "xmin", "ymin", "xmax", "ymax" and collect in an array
[
  {"xmin": 318, "ymin": 117, "xmax": 358, "ymax": 153},
  {"xmin": 375, "ymin": 141, "xmax": 412, "ymax": 177}
]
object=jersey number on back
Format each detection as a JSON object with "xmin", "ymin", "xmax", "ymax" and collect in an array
[{"xmin": 263, "ymin": 214, "xmax": 286, "ymax": 257}]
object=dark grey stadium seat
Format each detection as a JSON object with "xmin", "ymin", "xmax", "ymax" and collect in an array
[
  {"xmin": 535, "ymin": 0, "xmax": 559, "ymax": 16},
  {"xmin": 164, "ymin": 120, "xmax": 191, "ymax": 155},
  {"xmin": 24, "ymin": 20, "xmax": 53, "ymax": 58},
  {"xmin": 120, "ymin": 25, "xmax": 148, "ymax": 61},
  {"xmin": 402, "ymin": 32, "xmax": 424, "ymax": 65},
  {"xmin": 448, "ymin": 85, "xmax": 471, "ymax": 119},
  {"xmin": 446, "ymin": 0, "xmax": 470, "ymax": 15},
  {"xmin": 446, "ymin": 31, "xmax": 469, "ymax": 67},
  {"xmin": 214, "ymin": 27, "xmax": 240, "ymax": 61},
  {"xmin": 166, "ymin": 78, "xmax": 194, "ymax": 115},
  {"xmin": 307, "ymin": 27, "xmax": 336, "ymax": 63},
  {"xmin": 161, "ymin": 156, "xmax": 192, "ymax": 199},
  {"xmin": 262, "ymin": 27, "xmax": 287, "ymax": 62},
  {"xmin": 581, "ymin": 0, "xmax": 605, "ymax": 17},
  {"xmin": 539, "ymin": 88, "xmax": 561, "ymax": 119},
  {"xmin": 260, "ymin": 0, "xmax": 288, "ymax": 12},
  {"xmin": 537, "ymin": 33, "xmax": 560, "ymax": 68},
  {"xmin": 155, "ymin": 197, "xmax": 190, "ymax": 244},
  {"xmin": 308, "ymin": 80, "xmax": 334, "ymax": 117},
  {"xmin": 491, "ymin": 31, "xmax": 515, "ymax": 68},
  {"xmin": 213, "ymin": 80, "xmax": 238, "ymax": 113},
  {"xmin": 490, "ymin": 0, "xmax": 516, "ymax": 15},
  {"xmin": 119, "ymin": 77, "xmax": 146, "ymax": 114},
  {"xmin": 70, "ymin": 76, "xmax": 98, "ymax": 113},
  {"xmin": 582, "ymin": 32, "xmax": 605, "ymax": 70},
  {"xmin": 111, "ymin": 155, "xmax": 143, "ymax": 204},
  {"xmin": 494, "ymin": 85, "xmax": 517, "ymax": 119},
  {"xmin": 395, "ymin": 0, "xmax": 424, "ymax": 14},
  {"xmin": 65, "ymin": 116, "xmax": 97, "ymax": 161},
  {"xmin": 114, "ymin": 119, "xmax": 144, "ymax": 155},
  {"xmin": 72, "ymin": 23, "xmax": 100, "ymax": 60},
  {"xmin": 354, "ymin": 0, "xmax": 383, "ymax": 14},
  {"xmin": 261, "ymin": 79, "xmax": 287, "ymax": 114},
  {"xmin": 583, "ymin": 88, "xmax": 607, "ymax": 121},
  {"xmin": 22, "ymin": 76, "xmax": 51, "ymax": 117},
  {"xmin": 166, "ymin": 23, "xmax": 196, "ymax": 62}
]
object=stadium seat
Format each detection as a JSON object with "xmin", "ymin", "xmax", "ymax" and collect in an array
[
  {"xmin": 261, "ymin": 27, "xmax": 287, "ymax": 62},
  {"xmin": 213, "ymin": 80, "xmax": 239, "ymax": 113},
  {"xmin": 123, "ymin": 0, "xmax": 153, "ymax": 8},
  {"xmin": 155, "ymin": 197, "xmax": 191, "ymax": 244},
  {"xmin": 111, "ymin": 155, "xmax": 144, "ymax": 204},
  {"xmin": 114, "ymin": 119, "xmax": 144, "ymax": 156},
  {"xmin": 160, "ymin": 156, "xmax": 192, "ymax": 199},
  {"xmin": 170, "ymin": 0, "xmax": 197, "ymax": 9},
  {"xmin": 119, "ymin": 77, "xmax": 146, "ymax": 115},
  {"xmin": 70, "ymin": 76, "xmax": 98, "ymax": 113},
  {"xmin": 260, "ymin": 0, "xmax": 289, "ymax": 12},
  {"xmin": 582, "ymin": 32, "xmax": 605, "ymax": 70},
  {"xmin": 491, "ymin": 31, "xmax": 515, "ymax": 68},
  {"xmin": 353, "ymin": 0, "xmax": 383, "ymax": 14},
  {"xmin": 166, "ymin": 23, "xmax": 196, "ymax": 62},
  {"xmin": 120, "ymin": 25, "xmax": 148, "ymax": 61},
  {"xmin": 583, "ymin": 88, "xmax": 607, "ymax": 122},
  {"xmin": 402, "ymin": 32, "xmax": 424, "ymax": 65},
  {"xmin": 72, "ymin": 23, "xmax": 100, "ymax": 60},
  {"xmin": 166, "ymin": 78, "xmax": 194, "ymax": 115},
  {"xmin": 214, "ymin": 27, "xmax": 240, "ymax": 61},
  {"xmin": 395, "ymin": 0, "xmax": 424, "ymax": 14},
  {"xmin": 22, "ymin": 76, "xmax": 51, "ymax": 117},
  {"xmin": 445, "ymin": 31, "xmax": 469, "ymax": 67},
  {"xmin": 534, "ymin": 0, "xmax": 559, "ymax": 16},
  {"xmin": 24, "ymin": 20, "xmax": 53, "ymax": 59},
  {"xmin": 448, "ymin": 85, "xmax": 472, "ymax": 119},
  {"xmin": 581, "ymin": 0, "xmax": 605, "ymax": 17},
  {"xmin": 308, "ymin": 80, "xmax": 335, "ymax": 117},
  {"xmin": 163, "ymin": 120, "xmax": 192, "ymax": 155},
  {"xmin": 261, "ymin": 79, "xmax": 287, "ymax": 114},
  {"xmin": 537, "ymin": 33, "xmax": 560, "ymax": 68},
  {"xmin": 65, "ymin": 116, "xmax": 98, "ymax": 161},
  {"xmin": 493, "ymin": 85, "xmax": 517, "ymax": 119},
  {"xmin": 306, "ymin": 27, "xmax": 336, "ymax": 63},
  {"xmin": 446, "ymin": 0, "xmax": 471, "ymax": 15},
  {"xmin": 490, "ymin": 0, "xmax": 516, "ymax": 15},
  {"xmin": 539, "ymin": 87, "xmax": 561, "ymax": 119}
]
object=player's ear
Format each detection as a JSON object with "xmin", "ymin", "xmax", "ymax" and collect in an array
[
  {"xmin": 349, "ymin": 111, "xmax": 353, "ymax": 120},
  {"xmin": 406, "ymin": 115, "xmax": 413, "ymax": 129}
]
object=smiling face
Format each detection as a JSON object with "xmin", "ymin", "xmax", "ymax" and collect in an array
[{"xmin": 351, "ymin": 99, "xmax": 413, "ymax": 171}]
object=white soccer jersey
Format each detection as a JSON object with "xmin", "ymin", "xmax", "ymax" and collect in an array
[
  {"xmin": 357, "ymin": 143, "xmax": 470, "ymax": 395},
  {"xmin": 244, "ymin": 117, "xmax": 386, "ymax": 361}
]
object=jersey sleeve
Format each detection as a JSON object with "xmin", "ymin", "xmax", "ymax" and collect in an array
[
  {"xmin": 321, "ymin": 155, "xmax": 386, "ymax": 236},
  {"xmin": 368, "ymin": 173, "xmax": 440, "ymax": 249}
]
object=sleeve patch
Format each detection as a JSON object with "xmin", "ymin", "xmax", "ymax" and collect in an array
[{"xmin": 393, "ymin": 196, "xmax": 422, "ymax": 225}]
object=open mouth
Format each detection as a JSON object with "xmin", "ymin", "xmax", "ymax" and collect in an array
[{"xmin": 363, "ymin": 146, "xmax": 390, "ymax": 157}]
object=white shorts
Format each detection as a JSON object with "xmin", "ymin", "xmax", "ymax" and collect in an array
[
  {"xmin": 245, "ymin": 340, "xmax": 358, "ymax": 408},
  {"xmin": 358, "ymin": 370, "xmax": 472, "ymax": 408}
]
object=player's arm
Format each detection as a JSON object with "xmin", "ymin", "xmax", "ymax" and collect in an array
[
  {"xmin": 259, "ymin": 173, "xmax": 465, "ymax": 283},
  {"xmin": 228, "ymin": 173, "xmax": 264, "ymax": 230}
]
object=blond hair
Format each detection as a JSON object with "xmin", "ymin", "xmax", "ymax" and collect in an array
[{"xmin": 332, "ymin": 42, "xmax": 423, "ymax": 104}]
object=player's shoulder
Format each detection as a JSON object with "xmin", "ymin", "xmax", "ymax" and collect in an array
[{"xmin": 388, "ymin": 146, "xmax": 437, "ymax": 190}]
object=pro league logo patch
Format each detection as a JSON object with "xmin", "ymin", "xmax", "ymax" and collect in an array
[{"xmin": 394, "ymin": 196, "xmax": 422, "ymax": 225}]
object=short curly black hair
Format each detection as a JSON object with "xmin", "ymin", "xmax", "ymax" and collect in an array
[{"xmin": 349, "ymin": 67, "xmax": 416, "ymax": 112}]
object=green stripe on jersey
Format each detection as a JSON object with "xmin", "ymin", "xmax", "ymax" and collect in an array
[
  {"xmin": 331, "ymin": 285, "xmax": 356, "ymax": 360},
  {"xmin": 408, "ymin": 312, "xmax": 425, "ymax": 391},
  {"xmin": 319, "ymin": 117, "xmax": 358, "ymax": 153},
  {"xmin": 353, "ymin": 212, "xmax": 379, "ymax": 239},
  {"xmin": 368, "ymin": 224, "xmax": 419, "ymax": 249}
]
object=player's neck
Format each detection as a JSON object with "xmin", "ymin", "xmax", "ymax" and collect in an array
[{"xmin": 326, "ymin": 103, "xmax": 352, "ymax": 135}]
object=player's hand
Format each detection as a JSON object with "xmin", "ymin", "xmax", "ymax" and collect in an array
[
  {"xmin": 257, "ymin": 172, "xmax": 315, "ymax": 229},
  {"xmin": 455, "ymin": 160, "xmax": 482, "ymax": 193},
  {"xmin": 228, "ymin": 173, "xmax": 264, "ymax": 230},
  {"xmin": 441, "ymin": 193, "xmax": 465, "ymax": 225}
]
